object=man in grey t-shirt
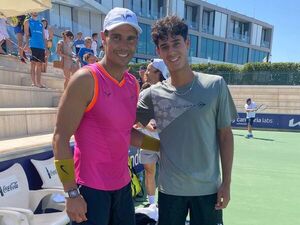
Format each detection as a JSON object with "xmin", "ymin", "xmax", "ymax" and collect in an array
[{"xmin": 136, "ymin": 16, "xmax": 237, "ymax": 225}]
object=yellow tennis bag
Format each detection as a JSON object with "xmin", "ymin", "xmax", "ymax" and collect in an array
[{"xmin": 128, "ymin": 157, "xmax": 143, "ymax": 198}]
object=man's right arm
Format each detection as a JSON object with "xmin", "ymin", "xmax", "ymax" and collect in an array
[{"xmin": 52, "ymin": 68, "xmax": 94, "ymax": 223}]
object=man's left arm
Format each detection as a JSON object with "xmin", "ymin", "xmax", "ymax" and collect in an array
[{"xmin": 215, "ymin": 126, "xmax": 234, "ymax": 210}]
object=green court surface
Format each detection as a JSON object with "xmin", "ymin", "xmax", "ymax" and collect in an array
[
  {"xmin": 135, "ymin": 129, "xmax": 300, "ymax": 224},
  {"xmin": 225, "ymin": 129, "xmax": 300, "ymax": 225}
]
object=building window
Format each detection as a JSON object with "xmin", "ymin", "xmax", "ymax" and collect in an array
[
  {"xmin": 227, "ymin": 44, "xmax": 249, "ymax": 64},
  {"xmin": 185, "ymin": 4, "xmax": 198, "ymax": 30},
  {"xmin": 200, "ymin": 37, "xmax": 225, "ymax": 61},
  {"xmin": 137, "ymin": 23, "xmax": 156, "ymax": 56},
  {"xmin": 250, "ymin": 49, "xmax": 269, "ymax": 62},
  {"xmin": 126, "ymin": 0, "xmax": 166, "ymax": 19},
  {"xmin": 229, "ymin": 19, "xmax": 250, "ymax": 43},
  {"xmin": 189, "ymin": 35, "xmax": 198, "ymax": 57},
  {"xmin": 261, "ymin": 28, "xmax": 271, "ymax": 48},
  {"xmin": 202, "ymin": 10, "xmax": 214, "ymax": 34},
  {"xmin": 49, "ymin": 3, "xmax": 73, "ymax": 30}
]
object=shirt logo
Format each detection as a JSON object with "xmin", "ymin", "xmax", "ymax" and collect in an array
[{"xmin": 104, "ymin": 91, "xmax": 111, "ymax": 97}]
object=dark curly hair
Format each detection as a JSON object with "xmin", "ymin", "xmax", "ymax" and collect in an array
[{"xmin": 151, "ymin": 15, "xmax": 188, "ymax": 47}]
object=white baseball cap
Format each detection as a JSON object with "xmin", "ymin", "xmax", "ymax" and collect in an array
[
  {"xmin": 103, "ymin": 7, "xmax": 142, "ymax": 34},
  {"xmin": 152, "ymin": 59, "xmax": 169, "ymax": 80}
]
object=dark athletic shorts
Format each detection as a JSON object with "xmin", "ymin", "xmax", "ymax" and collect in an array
[
  {"xmin": 14, "ymin": 25, "xmax": 24, "ymax": 34},
  {"xmin": 158, "ymin": 192, "xmax": 223, "ymax": 225},
  {"xmin": 246, "ymin": 118, "xmax": 255, "ymax": 126},
  {"xmin": 30, "ymin": 47, "xmax": 45, "ymax": 63},
  {"xmin": 71, "ymin": 182, "xmax": 135, "ymax": 225}
]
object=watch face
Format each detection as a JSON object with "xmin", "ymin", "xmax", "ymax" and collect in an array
[{"xmin": 68, "ymin": 188, "xmax": 80, "ymax": 198}]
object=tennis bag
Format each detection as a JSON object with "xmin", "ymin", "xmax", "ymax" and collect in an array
[{"xmin": 128, "ymin": 157, "xmax": 143, "ymax": 198}]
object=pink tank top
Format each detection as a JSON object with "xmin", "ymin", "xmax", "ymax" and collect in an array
[{"xmin": 74, "ymin": 63, "xmax": 139, "ymax": 190}]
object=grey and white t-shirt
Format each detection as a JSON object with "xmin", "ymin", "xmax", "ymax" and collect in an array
[{"xmin": 136, "ymin": 72, "xmax": 237, "ymax": 196}]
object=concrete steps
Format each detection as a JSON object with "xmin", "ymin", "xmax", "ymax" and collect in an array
[
  {"xmin": 229, "ymin": 85, "xmax": 300, "ymax": 114},
  {"xmin": 0, "ymin": 84, "xmax": 62, "ymax": 107},
  {"xmin": 0, "ymin": 68, "xmax": 64, "ymax": 89},
  {"xmin": 0, "ymin": 54, "xmax": 64, "ymax": 76},
  {"xmin": 0, "ymin": 108, "xmax": 57, "ymax": 140},
  {"xmin": 234, "ymin": 99, "xmax": 300, "ymax": 108}
]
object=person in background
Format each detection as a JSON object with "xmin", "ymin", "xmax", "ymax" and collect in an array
[
  {"xmin": 14, "ymin": 15, "xmax": 27, "ymax": 63},
  {"xmin": 83, "ymin": 52, "xmax": 97, "ymax": 65},
  {"xmin": 24, "ymin": 12, "xmax": 46, "ymax": 88},
  {"xmin": 73, "ymin": 32, "xmax": 84, "ymax": 55},
  {"xmin": 52, "ymin": 7, "xmax": 156, "ymax": 225},
  {"xmin": 244, "ymin": 98, "xmax": 257, "ymax": 138},
  {"xmin": 136, "ymin": 15, "xmax": 237, "ymax": 225},
  {"xmin": 56, "ymin": 30, "xmax": 79, "ymax": 89},
  {"xmin": 98, "ymin": 45, "xmax": 105, "ymax": 59},
  {"xmin": 0, "ymin": 18, "xmax": 10, "ymax": 54},
  {"xmin": 41, "ymin": 18, "xmax": 53, "ymax": 73},
  {"xmin": 78, "ymin": 37, "xmax": 93, "ymax": 67},
  {"xmin": 91, "ymin": 32, "xmax": 98, "ymax": 56},
  {"xmin": 137, "ymin": 64, "xmax": 147, "ymax": 87},
  {"xmin": 138, "ymin": 58, "xmax": 168, "ymax": 207}
]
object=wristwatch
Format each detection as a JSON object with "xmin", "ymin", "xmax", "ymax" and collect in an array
[{"xmin": 64, "ymin": 188, "xmax": 80, "ymax": 198}]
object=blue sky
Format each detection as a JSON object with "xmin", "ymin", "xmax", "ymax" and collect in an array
[{"xmin": 207, "ymin": 0, "xmax": 300, "ymax": 62}]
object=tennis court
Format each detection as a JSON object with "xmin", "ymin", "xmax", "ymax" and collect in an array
[
  {"xmin": 135, "ymin": 129, "xmax": 300, "ymax": 224},
  {"xmin": 225, "ymin": 129, "xmax": 300, "ymax": 225}
]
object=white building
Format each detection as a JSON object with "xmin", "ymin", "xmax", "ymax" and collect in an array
[{"xmin": 41, "ymin": 0, "xmax": 273, "ymax": 64}]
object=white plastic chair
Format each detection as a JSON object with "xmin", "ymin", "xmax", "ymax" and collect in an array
[
  {"xmin": 31, "ymin": 157, "xmax": 65, "ymax": 212},
  {"xmin": 31, "ymin": 157, "xmax": 63, "ymax": 189},
  {"xmin": 0, "ymin": 163, "xmax": 69, "ymax": 225}
]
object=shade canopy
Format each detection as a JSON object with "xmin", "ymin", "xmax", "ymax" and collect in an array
[{"xmin": 0, "ymin": 0, "xmax": 51, "ymax": 18}]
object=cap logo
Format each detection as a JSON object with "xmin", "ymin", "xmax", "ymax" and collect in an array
[{"xmin": 122, "ymin": 13, "xmax": 133, "ymax": 21}]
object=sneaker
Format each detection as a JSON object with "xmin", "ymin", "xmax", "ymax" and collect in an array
[{"xmin": 245, "ymin": 134, "xmax": 253, "ymax": 139}]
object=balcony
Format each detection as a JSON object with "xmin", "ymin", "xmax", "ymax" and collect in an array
[
  {"xmin": 228, "ymin": 32, "xmax": 250, "ymax": 43},
  {"xmin": 261, "ymin": 40, "xmax": 270, "ymax": 48},
  {"xmin": 202, "ymin": 25, "xmax": 214, "ymax": 34}
]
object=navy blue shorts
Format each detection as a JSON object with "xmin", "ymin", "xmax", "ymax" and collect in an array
[
  {"xmin": 72, "ymin": 182, "xmax": 135, "ymax": 225},
  {"xmin": 30, "ymin": 48, "xmax": 45, "ymax": 63},
  {"xmin": 158, "ymin": 192, "xmax": 223, "ymax": 225},
  {"xmin": 14, "ymin": 25, "xmax": 24, "ymax": 34},
  {"xmin": 246, "ymin": 118, "xmax": 255, "ymax": 126}
]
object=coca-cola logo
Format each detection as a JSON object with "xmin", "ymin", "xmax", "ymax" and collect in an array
[{"xmin": 0, "ymin": 181, "xmax": 19, "ymax": 197}]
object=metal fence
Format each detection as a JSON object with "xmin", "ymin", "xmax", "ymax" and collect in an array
[{"xmin": 208, "ymin": 72, "xmax": 300, "ymax": 85}]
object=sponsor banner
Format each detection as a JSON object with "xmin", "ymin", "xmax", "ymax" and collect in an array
[
  {"xmin": 0, "ymin": 175, "xmax": 19, "ymax": 197},
  {"xmin": 232, "ymin": 113, "xmax": 300, "ymax": 131},
  {"xmin": 129, "ymin": 146, "xmax": 144, "ymax": 173}
]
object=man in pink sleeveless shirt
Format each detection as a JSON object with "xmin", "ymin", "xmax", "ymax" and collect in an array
[{"xmin": 53, "ymin": 8, "xmax": 143, "ymax": 225}]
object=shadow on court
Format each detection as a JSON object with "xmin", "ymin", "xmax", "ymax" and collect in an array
[{"xmin": 233, "ymin": 133, "xmax": 274, "ymax": 141}]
